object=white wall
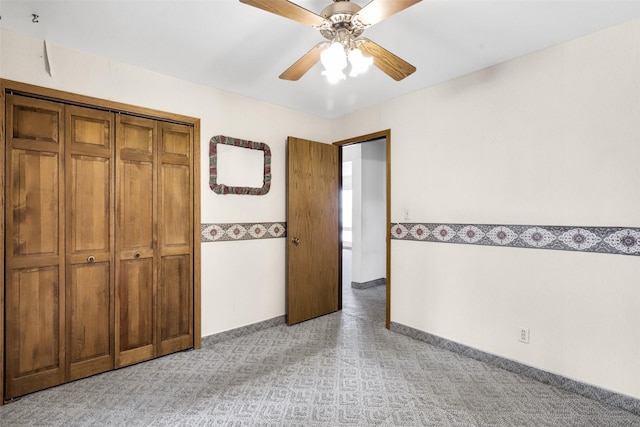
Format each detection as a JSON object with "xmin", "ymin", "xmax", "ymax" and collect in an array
[
  {"xmin": 0, "ymin": 29, "xmax": 331, "ymax": 337},
  {"xmin": 343, "ymin": 140, "xmax": 386, "ymax": 285},
  {"xmin": 331, "ymin": 18, "xmax": 640, "ymax": 399},
  {"xmin": 343, "ymin": 144, "xmax": 362, "ymax": 275},
  {"xmin": 359, "ymin": 139, "xmax": 386, "ymax": 283}
]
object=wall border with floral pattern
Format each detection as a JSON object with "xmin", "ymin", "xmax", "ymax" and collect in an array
[
  {"xmin": 391, "ymin": 223, "xmax": 640, "ymax": 256},
  {"xmin": 201, "ymin": 222, "xmax": 286, "ymax": 242}
]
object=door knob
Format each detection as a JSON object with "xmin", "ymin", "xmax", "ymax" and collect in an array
[
  {"xmin": 134, "ymin": 252, "xmax": 141, "ymax": 258},
  {"xmin": 291, "ymin": 237, "xmax": 300, "ymax": 246},
  {"xmin": 87, "ymin": 255, "xmax": 96, "ymax": 263}
]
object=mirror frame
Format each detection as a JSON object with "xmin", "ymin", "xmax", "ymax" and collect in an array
[{"xmin": 209, "ymin": 135, "xmax": 271, "ymax": 195}]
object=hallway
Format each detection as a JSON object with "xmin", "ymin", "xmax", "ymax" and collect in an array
[{"xmin": 341, "ymin": 248, "xmax": 386, "ymax": 324}]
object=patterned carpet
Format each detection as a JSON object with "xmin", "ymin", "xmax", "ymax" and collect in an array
[{"xmin": 1, "ymin": 253, "xmax": 639, "ymax": 426}]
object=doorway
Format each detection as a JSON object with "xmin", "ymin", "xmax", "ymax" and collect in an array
[{"xmin": 334, "ymin": 130, "xmax": 391, "ymax": 328}]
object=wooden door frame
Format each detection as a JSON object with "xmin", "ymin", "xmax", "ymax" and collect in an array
[
  {"xmin": 333, "ymin": 129, "xmax": 391, "ymax": 329},
  {"xmin": 0, "ymin": 79, "xmax": 202, "ymax": 405},
  {"xmin": 0, "ymin": 82, "xmax": 5, "ymax": 406}
]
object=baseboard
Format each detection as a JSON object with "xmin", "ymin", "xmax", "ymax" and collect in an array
[
  {"xmin": 351, "ymin": 278, "xmax": 386, "ymax": 289},
  {"xmin": 390, "ymin": 322, "xmax": 640, "ymax": 416},
  {"xmin": 202, "ymin": 315, "xmax": 286, "ymax": 345}
]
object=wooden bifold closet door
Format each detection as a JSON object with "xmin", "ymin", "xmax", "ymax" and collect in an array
[
  {"xmin": 4, "ymin": 93, "xmax": 194, "ymax": 400},
  {"xmin": 156, "ymin": 122, "xmax": 194, "ymax": 357},
  {"xmin": 115, "ymin": 115, "xmax": 157, "ymax": 367},
  {"xmin": 114, "ymin": 115, "xmax": 194, "ymax": 367},
  {"xmin": 4, "ymin": 95, "xmax": 67, "ymax": 399},
  {"xmin": 65, "ymin": 105, "xmax": 115, "ymax": 381}
]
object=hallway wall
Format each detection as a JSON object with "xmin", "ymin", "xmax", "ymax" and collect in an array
[{"xmin": 343, "ymin": 140, "xmax": 386, "ymax": 285}]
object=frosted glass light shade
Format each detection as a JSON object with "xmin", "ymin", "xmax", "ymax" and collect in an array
[
  {"xmin": 320, "ymin": 42, "xmax": 347, "ymax": 72},
  {"xmin": 348, "ymin": 48, "xmax": 373, "ymax": 77}
]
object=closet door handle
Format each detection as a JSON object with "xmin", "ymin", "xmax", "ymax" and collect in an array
[
  {"xmin": 87, "ymin": 255, "xmax": 96, "ymax": 263},
  {"xmin": 134, "ymin": 252, "xmax": 141, "ymax": 259},
  {"xmin": 291, "ymin": 237, "xmax": 300, "ymax": 246}
]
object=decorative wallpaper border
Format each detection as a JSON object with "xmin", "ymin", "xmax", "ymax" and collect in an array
[
  {"xmin": 391, "ymin": 223, "xmax": 640, "ymax": 256},
  {"xmin": 201, "ymin": 222, "xmax": 286, "ymax": 242},
  {"xmin": 202, "ymin": 220, "xmax": 640, "ymax": 255}
]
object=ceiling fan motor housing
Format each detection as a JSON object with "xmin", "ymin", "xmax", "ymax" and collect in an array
[{"xmin": 320, "ymin": 0, "xmax": 366, "ymax": 40}]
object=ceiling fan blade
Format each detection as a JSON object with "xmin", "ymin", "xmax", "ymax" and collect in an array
[
  {"xmin": 240, "ymin": 0, "xmax": 326, "ymax": 27},
  {"xmin": 355, "ymin": 0, "xmax": 422, "ymax": 27},
  {"xmin": 358, "ymin": 38, "xmax": 416, "ymax": 81},
  {"xmin": 280, "ymin": 42, "xmax": 329, "ymax": 81}
]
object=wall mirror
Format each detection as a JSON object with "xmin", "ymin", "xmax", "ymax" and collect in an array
[{"xmin": 209, "ymin": 135, "xmax": 271, "ymax": 195}]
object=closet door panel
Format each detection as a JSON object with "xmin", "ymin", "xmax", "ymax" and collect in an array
[
  {"xmin": 115, "ymin": 115, "xmax": 157, "ymax": 367},
  {"xmin": 160, "ymin": 164, "xmax": 190, "ymax": 246},
  {"xmin": 66, "ymin": 106, "xmax": 115, "ymax": 379},
  {"xmin": 5, "ymin": 95, "xmax": 65, "ymax": 398},
  {"xmin": 6, "ymin": 267, "xmax": 64, "ymax": 397},
  {"xmin": 160, "ymin": 125, "xmax": 191, "ymax": 158},
  {"xmin": 158, "ymin": 123, "xmax": 193, "ymax": 356},
  {"xmin": 117, "ymin": 258, "xmax": 155, "ymax": 366},
  {"xmin": 159, "ymin": 255, "xmax": 192, "ymax": 354},
  {"xmin": 69, "ymin": 156, "xmax": 111, "ymax": 251},
  {"xmin": 11, "ymin": 150, "xmax": 59, "ymax": 257},
  {"xmin": 11, "ymin": 102, "xmax": 60, "ymax": 144},
  {"xmin": 120, "ymin": 162, "xmax": 154, "ymax": 249},
  {"xmin": 68, "ymin": 263, "xmax": 112, "ymax": 379}
]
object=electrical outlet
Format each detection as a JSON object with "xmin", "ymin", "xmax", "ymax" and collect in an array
[
  {"xmin": 519, "ymin": 328, "xmax": 530, "ymax": 344},
  {"xmin": 404, "ymin": 209, "xmax": 410, "ymax": 221}
]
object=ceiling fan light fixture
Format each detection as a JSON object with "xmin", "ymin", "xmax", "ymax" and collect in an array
[
  {"xmin": 320, "ymin": 40, "xmax": 348, "ymax": 84},
  {"xmin": 320, "ymin": 41, "xmax": 347, "ymax": 72},
  {"xmin": 348, "ymin": 47, "xmax": 373, "ymax": 77}
]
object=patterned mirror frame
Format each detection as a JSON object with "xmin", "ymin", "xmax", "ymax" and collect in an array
[{"xmin": 209, "ymin": 135, "xmax": 271, "ymax": 195}]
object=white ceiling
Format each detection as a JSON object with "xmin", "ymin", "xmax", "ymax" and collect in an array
[{"xmin": 2, "ymin": 0, "xmax": 640, "ymax": 119}]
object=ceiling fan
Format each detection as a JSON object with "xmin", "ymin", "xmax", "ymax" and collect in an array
[{"xmin": 239, "ymin": 0, "xmax": 421, "ymax": 82}]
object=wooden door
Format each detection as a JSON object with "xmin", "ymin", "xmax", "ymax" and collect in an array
[
  {"xmin": 286, "ymin": 137, "xmax": 340, "ymax": 325},
  {"xmin": 115, "ymin": 114, "xmax": 157, "ymax": 367},
  {"xmin": 4, "ymin": 95, "xmax": 66, "ymax": 398},
  {"xmin": 157, "ymin": 122, "xmax": 193, "ymax": 356},
  {"xmin": 65, "ymin": 106, "xmax": 115, "ymax": 380}
]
